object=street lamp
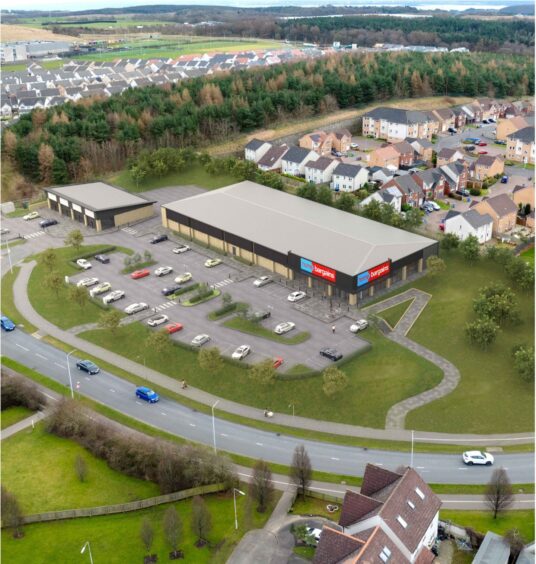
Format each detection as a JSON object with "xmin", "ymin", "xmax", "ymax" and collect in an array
[
  {"xmin": 5, "ymin": 238, "xmax": 13, "ymax": 274},
  {"xmin": 211, "ymin": 399, "xmax": 220, "ymax": 454},
  {"xmin": 80, "ymin": 541, "xmax": 94, "ymax": 564},
  {"xmin": 66, "ymin": 349, "xmax": 77, "ymax": 399},
  {"xmin": 233, "ymin": 488, "xmax": 246, "ymax": 530}
]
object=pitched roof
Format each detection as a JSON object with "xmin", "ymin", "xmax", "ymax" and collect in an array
[
  {"xmin": 392, "ymin": 140, "xmax": 414, "ymax": 154},
  {"xmin": 331, "ymin": 128, "xmax": 352, "ymax": 140},
  {"xmin": 445, "ymin": 210, "xmax": 461, "ymax": 221},
  {"xmin": 364, "ymin": 106, "xmax": 430, "ymax": 124},
  {"xmin": 371, "ymin": 144, "xmax": 399, "ymax": 160},
  {"xmin": 282, "ymin": 145, "xmax": 315, "ymax": 164},
  {"xmin": 360, "ymin": 464, "xmax": 402, "ymax": 496},
  {"xmin": 513, "ymin": 184, "xmax": 531, "ymax": 194},
  {"xmin": 462, "ymin": 209, "xmax": 493, "ymax": 229},
  {"xmin": 312, "ymin": 527, "xmax": 364, "ymax": 564},
  {"xmin": 473, "ymin": 531, "xmax": 511, "ymax": 564},
  {"xmin": 245, "ymin": 138, "xmax": 269, "ymax": 151},
  {"xmin": 438, "ymin": 147, "xmax": 461, "ymax": 159},
  {"xmin": 507, "ymin": 126, "xmax": 534, "ymax": 143},
  {"xmin": 393, "ymin": 174, "xmax": 423, "ymax": 196},
  {"xmin": 305, "ymin": 156, "xmax": 337, "ymax": 171},
  {"xmin": 476, "ymin": 154, "xmax": 502, "ymax": 167},
  {"xmin": 258, "ymin": 144, "xmax": 288, "ymax": 167},
  {"xmin": 339, "ymin": 491, "xmax": 383, "ymax": 527},
  {"xmin": 478, "ymin": 193, "xmax": 518, "ymax": 217},
  {"xmin": 333, "ymin": 162, "xmax": 364, "ymax": 178}
]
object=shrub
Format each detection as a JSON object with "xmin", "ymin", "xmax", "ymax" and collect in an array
[
  {"xmin": 470, "ymin": 188, "xmax": 481, "ymax": 196},
  {"xmin": 1, "ymin": 373, "xmax": 45, "ymax": 411}
]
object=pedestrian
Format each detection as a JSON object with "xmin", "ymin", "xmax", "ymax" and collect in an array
[{"xmin": 331, "ymin": 325, "xmax": 336, "ymax": 334}]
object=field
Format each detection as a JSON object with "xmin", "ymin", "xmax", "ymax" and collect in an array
[
  {"xmin": 1, "ymin": 406, "xmax": 34, "ymax": 430},
  {"xmin": 0, "ymin": 23, "xmax": 79, "ymax": 42}
]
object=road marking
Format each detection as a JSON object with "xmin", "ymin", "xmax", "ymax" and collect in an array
[
  {"xmin": 416, "ymin": 466, "xmax": 426, "ymax": 469},
  {"xmin": 121, "ymin": 227, "xmax": 138, "ymax": 235},
  {"xmin": 457, "ymin": 468, "xmax": 468, "ymax": 470},
  {"xmin": 23, "ymin": 231, "xmax": 45, "ymax": 240},
  {"xmin": 43, "ymin": 393, "xmax": 57, "ymax": 401},
  {"xmin": 220, "ymin": 433, "xmax": 228, "ymax": 437},
  {"xmin": 109, "ymin": 389, "xmax": 115, "ymax": 393},
  {"xmin": 85, "ymin": 377, "xmax": 90, "ymax": 381},
  {"xmin": 35, "ymin": 353, "xmax": 47, "ymax": 360},
  {"xmin": 54, "ymin": 362, "xmax": 66, "ymax": 369},
  {"xmin": 375, "ymin": 463, "xmax": 383, "ymax": 466},
  {"xmin": 135, "ymin": 401, "xmax": 143, "ymax": 406},
  {"xmin": 161, "ymin": 412, "xmax": 167, "ymax": 416},
  {"xmin": 16, "ymin": 343, "xmax": 30, "ymax": 351},
  {"xmin": 255, "ymin": 442, "xmax": 263, "ymax": 446},
  {"xmin": 330, "ymin": 457, "xmax": 340, "ymax": 461},
  {"xmin": 189, "ymin": 423, "xmax": 196, "ymax": 427}
]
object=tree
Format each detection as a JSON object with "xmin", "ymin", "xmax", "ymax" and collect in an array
[
  {"xmin": 64, "ymin": 229, "xmax": 84, "ymax": 250},
  {"xmin": 140, "ymin": 517, "xmax": 154, "ymax": 554},
  {"xmin": 38, "ymin": 143, "xmax": 55, "ymax": 184},
  {"xmin": 322, "ymin": 366, "xmax": 348, "ymax": 397},
  {"xmin": 143, "ymin": 250, "xmax": 152, "ymax": 262},
  {"xmin": 289, "ymin": 445, "xmax": 312, "ymax": 500},
  {"xmin": 485, "ymin": 467, "xmax": 513, "ymax": 519},
  {"xmin": 130, "ymin": 164, "xmax": 147, "ymax": 189},
  {"xmin": 316, "ymin": 185, "xmax": 333, "ymax": 206},
  {"xmin": 75, "ymin": 454, "xmax": 87, "ymax": 482},
  {"xmin": 98, "ymin": 309, "xmax": 122, "ymax": 334},
  {"xmin": 145, "ymin": 330, "xmax": 171, "ymax": 356},
  {"xmin": 334, "ymin": 193, "xmax": 355, "ymax": 212},
  {"xmin": 465, "ymin": 317, "xmax": 499, "ymax": 350},
  {"xmin": 163, "ymin": 506, "xmax": 182, "ymax": 556},
  {"xmin": 441, "ymin": 232, "xmax": 460, "ymax": 250},
  {"xmin": 296, "ymin": 182, "xmax": 318, "ymax": 201},
  {"xmin": 459, "ymin": 235, "xmax": 480, "ymax": 262},
  {"xmin": 249, "ymin": 359, "xmax": 276, "ymax": 386},
  {"xmin": 512, "ymin": 345, "xmax": 534, "ymax": 383},
  {"xmin": 1, "ymin": 486, "xmax": 24, "ymax": 538},
  {"xmin": 403, "ymin": 207, "xmax": 422, "ymax": 229},
  {"xmin": 504, "ymin": 528, "xmax": 525, "ymax": 562},
  {"xmin": 222, "ymin": 292, "xmax": 233, "ymax": 306},
  {"xmin": 44, "ymin": 272, "xmax": 63, "ymax": 297},
  {"xmin": 506, "ymin": 258, "xmax": 535, "ymax": 292},
  {"xmin": 198, "ymin": 347, "xmax": 223, "ymax": 373},
  {"xmin": 473, "ymin": 283, "xmax": 519, "ymax": 326},
  {"xmin": 68, "ymin": 285, "xmax": 89, "ymax": 310},
  {"xmin": 250, "ymin": 459, "xmax": 274, "ymax": 513},
  {"xmin": 52, "ymin": 157, "xmax": 69, "ymax": 184},
  {"xmin": 39, "ymin": 248, "xmax": 58, "ymax": 272},
  {"xmin": 191, "ymin": 496, "xmax": 212, "ymax": 545},
  {"xmin": 426, "ymin": 256, "xmax": 446, "ymax": 277}
]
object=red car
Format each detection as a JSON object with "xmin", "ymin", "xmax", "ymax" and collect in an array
[
  {"xmin": 478, "ymin": 142, "xmax": 487, "ymax": 146},
  {"xmin": 273, "ymin": 357, "xmax": 284, "ymax": 369},
  {"xmin": 439, "ymin": 223, "xmax": 445, "ymax": 231},
  {"xmin": 131, "ymin": 269, "xmax": 150, "ymax": 280},
  {"xmin": 478, "ymin": 151, "xmax": 488, "ymax": 155},
  {"xmin": 165, "ymin": 322, "xmax": 183, "ymax": 334}
]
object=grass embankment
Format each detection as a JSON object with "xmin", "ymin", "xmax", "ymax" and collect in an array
[
  {"xmin": 520, "ymin": 246, "xmax": 534, "ymax": 266},
  {"xmin": 223, "ymin": 316, "xmax": 311, "ymax": 345},
  {"xmin": 1, "ymin": 406, "xmax": 34, "ymax": 430},
  {"xmin": 377, "ymin": 299, "xmax": 413, "ymax": 330}
]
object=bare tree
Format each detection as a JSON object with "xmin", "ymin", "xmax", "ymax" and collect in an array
[
  {"xmin": 163, "ymin": 506, "xmax": 182, "ymax": 558},
  {"xmin": 68, "ymin": 285, "xmax": 89, "ymax": 310},
  {"xmin": 140, "ymin": 517, "xmax": 154, "ymax": 554},
  {"xmin": 1, "ymin": 486, "xmax": 24, "ymax": 538},
  {"xmin": 249, "ymin": 359, "xmax": 276, "ymax": 386},
  {"xmin": 74, "ymin": 454, "xmax": 88, "ymax": 482},
  {"xmin": 44, "ymin": 272, "xmax": 63, "ymax": 297},
  {"xmin": 250, "ymin": 459, "xmax": 274, "ymax": 513},
  {"xmin": 145, "ymin": 329, "xmax": 171, "ymax": 356},
  {"xmin": 191, "ymin": 495, "xmax": 212, "ymax": 546},
  {"xmin": 485, "ymin": 467, "xmax": 513, "ymax": 519},
  {"xmin": 98, "ymin": 310, "xmax": 123, "ymax": 334},
  {"xmin": 504, "ymin": 528, "xmax": 525, "ymax": 562},
  {"xmin": 289, "ymin": 445, "xmax": 312, "ymax": 500}
]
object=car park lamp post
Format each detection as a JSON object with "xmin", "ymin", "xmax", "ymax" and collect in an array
[
  {"xmin": 5, "ymin": 238, "xmax": 13, "ymax": 274},
  {"xmin": 80, "ymin": 541, "xmax": 94, "ymax": 564},
  {"xmin": 212, "ymin": 399, "xmax": 220, "ymax": 454},
  {"xmin": 66, "ymin": 349, "xmax": 77, "ymax": 399},
  {"xmin": 233, "ymin": 488, "xmax": 246, "ymax": 530}
]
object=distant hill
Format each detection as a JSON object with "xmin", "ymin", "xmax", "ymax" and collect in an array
[{"xmin": 499, "ymin": 4, "xmax": 535, "ymax": 15}]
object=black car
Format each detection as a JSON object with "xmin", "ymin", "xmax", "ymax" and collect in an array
[
  {"xmin": 150, "ymin": 234, "xmax": 168, "ymax": 244},
  {"xmin": 320, "ymin": 348, "xmax": 343, "ymax": 362},
  {"xmin": 76, "ymin": 359, "xmax": 100, "ymax": 374},
  {"xmin": 94, "ymin": 254, "xmax": 110, "ymax": 264},
  {"xmin": 162, "ymin": 285, "xmax": 181, "ymax": 296},
  {"xmin": 39, "ymin": 219, "xmax": 58, "ymax": 228}
]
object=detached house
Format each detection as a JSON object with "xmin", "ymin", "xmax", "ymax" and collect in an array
[
  {"xmin": 432, "ymin": 108, "xmax": 456, "ymax": 132},
  {"xmin": 512, "ymin": 184, "xmax": 534, "ymax": 210},
  {"xmin": 361, "ymin": 185, "xmax": 403, "ymax": 212},
  {"xmin": 331, "ymin": 163, "xmax": 369, "ymax": 192},
  {"xmin": 413, "ymin": 169, "xmax": 446, "ymax": 200},
  {"xmin": 244, "ymin": 139, "xmax": 272, "ymax": 163},
  {"xmin": 406, "ymin": 138, "xmax": 433, "ymax": 163},
  {"xmin": 506, "ymin": 126, "xmax": 535, "ymax": 165},
  {"xmin": 470, "ymin": 155, "xmax": 504, "ymax": 181},
  {"xmin": 472, "ymin": 193, "xmax": 518, "ymax": 235},
  {"xmin": 383, "ymin": 175, "xmax": 424, "ymax": 208},
  {"xmin": 313, "ymin": 464, "xmax": 441, "ymax": 564},
  {"xmin": 439, "ymin": 160, "xmax": 468, "ymax": 193},
  {"xmin": 330, "ymin": 129, "xmax": 352, "ymax": 153},
  {"xmin": 299, "ymin": 131, "xmax": 333, "ymax": 156},
  {"xmin": 391, "ymin": 140, "xmax": 415, "ymax": 168},
  {"xmin": 257, "ymin": 144, "xmax": 289, "ymax": 172},
  {"xmin": 281, "ymin": 146, "xmax": 318, "ymax": 176},
  {"xmin": 436, "ymin": 148, "xmax": 465, "ymax": 167},
  {"xmin": 444, "ymin": 209, "xmax": 493, "ymax": 244},
  {"xmin": 304, "ymin": 157, "xmax": 339, "ymax": 184}
]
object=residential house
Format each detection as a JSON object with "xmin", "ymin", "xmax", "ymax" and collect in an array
[
  {"xmin": 330, "ymin": 129, "xmax": 352, "ymax": 152},
  {"xmin": 368, "ymin": 144, "xmax": 400, "ymax": 169},
  {"xmin": 383, "ymin": 174, "xmax": 424, "ymax": 207},
  {"xmin": 281, "ymin": 146, "xmax": 318, "ymax": 176},
  {"xmin": 304, "ymin": 157, "xmax": 339, "ymax": 184},
  {"xmin": 451, "ymin": 107, "xmax": 467, "ymax": 129},
  {"xmin": 406, "ymin": 138, "xmax": 433, "ymax": 163},
  {"xmin": 436, "ymin": 148, "xmax": 465, "ymax": 167},
  {"xmin": 460, "ymin": 103, "xmax": 483, "ymax": 123},
  {"xmin": 361, "ymin": 185, "xmax": 403, "ymax": 212},
  {"xmin": 257, "ymin": 144, "xmax": 289, "ymax": 172},
  {"xmin": 512, "ymin": 184, "xmax": 534, "ymax": 210},
  {"xmin": 244, "ymin": 139, "xmax": 272, "ymax": 163},
  {"xmin": 313, "ymin": 464, "xmax": 441, "ymax": 564},
  {"xmin": 413, "ymin": 169, "xmax": 447, "ymax": 200},
  {"xmin": 299, "ymin": 131, "xmax": 333, "ymax": 156},
  {"xmin": 496, "ymin": 116, "xmax": 530, "ymax": 141},
  {"xmin": 368, "ymin": 166, "xmax": 395, "ymax": 186},
  {"xmin": 473, "ymin": 532, "xmax": 511, "ymax": 564},
  {"xmin": 473, "ymin": 193, "xmax": 518, "ymax": 235},
  {"xmin": 432, "ymin": 108, "xmax": 456, "ymax": 132},
  {"xmin": 444, "ymin": 209, "xmax": 493, "ymax": 244},
  {"xmin": 476, "ymin": 98, "xmax": 501, "ymax": 121},
  {"xmin": 362, "ymin": 107, "xmax": 437, "ymax": 142},
  {"xmin": 439, "ymin": 160, "xmax": 468, "ymax": 193},
  {"xmin": 391, "ymin": 140, "xmax": 415, "ymax": 168},
  {"xmin": 331, "ymin": 163, "xmax": 369, "ymax": 192},
  {"xmin": 506, "ymin": 126, "xmax": 535, "ymax": 164},
  {"xmin": 470, "ymin": 155, "xmax": 505, "ymax": 181}
]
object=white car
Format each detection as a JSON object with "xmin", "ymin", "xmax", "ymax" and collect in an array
[
  {"xmin": 306, "ymin": 527, "xmax": 322, "ymax": 544},
  {"xmin": 102, "ymin": 290, "xmax": 125, "ymax": 304},
  {"xmin": 172, "ymin": 244, "xmax": 190, "ymax": 254},
  {"xmin": 350, "ymin": 319, "xmax": 368, "ymax": 333},
  {"xmin": 429, "ymin": 201, "xmax": 441, "ymax": 211},
  {"xmin": 154, "ymin": 266, "xmax": 173, "ymax": 277},
  {"xmin": 462, "ymin": 451, "xmax": 494, "ymax": 466},
  {"xmin": 76, "ymin": 277, "xmax": 99, "ymax": 288},
  {"xmin": 253, "ymin": 276, "xmax": 272, "ymax": 288},
  {"xmin": 90, "ymin": 282, "xmax": 111, "ymax": 297},
  {"xmin": 288, "ymin": 291, "xmax": 306, "ymax": 302},
  {"xmin": 76, "ymin": 259, "xmax": 92, "ymax": 270},
  {"xmin": 204, "ymin": 258, "xmax": 222, "ymax": 268},
  {"xmin": 350, "ymin": 142, "xmax": 359, "ymax": 149},
  {"xmin": 174, "ymin": 272, "xmax": 192, "ymax": 284},
  {"xmin": 23, "ymin": 211, "xmax": 40, "ymax": 221},
  {"xmin": 191, "ymin": 334, "xmax": 211, "ymax": 347},
  {"xmin": 274, "ymin": 321, "xmax": 296, "ymax": 335},
  {"xmin": 124, "ymin": 302, "xmax": 149, "ymax": 315},
  {"xmin": 147, "ymin": 314, "xmax": 169, "ymax": 327},
  {"xmin": 232, "ymin": 345, "xmax": 251, "ymax": 360}
]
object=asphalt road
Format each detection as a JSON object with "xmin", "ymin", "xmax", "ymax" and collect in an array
[{"xmin": 3, "ymin": 330, "xmax": 534, "ymax": 485}]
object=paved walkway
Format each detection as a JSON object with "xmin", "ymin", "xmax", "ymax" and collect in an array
[
  {"xmin": 11, "ymin": 261, "xmax": 532, "ymax": 444},
  {"xmin": 1, "ymin": 409, "xmax": 49, "ymax": 440}
]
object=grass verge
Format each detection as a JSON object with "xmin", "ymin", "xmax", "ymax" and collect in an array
[
  {"xmin": 377, "ymin": 299, "xmax": 413, "ymax": 330},
  {"xmin": 1, "ymin": 406, "xmax": 34, "ymax": 430},
  {"xmin": 520, "ymin": 246, "xmax": 534, "ymax": 267},
  {"xmin": 223, "ymin": 316, "xmax": 311, "ymax": 345},
  {"xmin": 208, "ymin": 302, "xmax": 249, "ymax": 320},
  {"xmin": 1, "ymin": 267, "xmax": 38, "ymax": 333}
]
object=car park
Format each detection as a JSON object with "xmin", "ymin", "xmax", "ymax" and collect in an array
[
  {"xmin": 162, "ymin": 285, "xmax": 181, "ymax": 296},
  {"xmin": 191, "ymin": 334, "xmax": 211, "ymax": 347},
  {"xmin": 174, "ymin": 272, "xmax": 192, "ymax": 284},
  {"xmin": 94, "ymin": 254, "xmax": 110, "ymax": 264},
  {"xmin": 274, "ymin": 321, "xmax": 296, "ymax": 335},
  {"xmin": 350, "ymin": 319, "xmax": 368, "ymax": 333},
  {"xmin": 102, "ymin": 290, "xmax": 125, "ymax": 304},
  {"xmin": 172, "ymin": 244, "xmax": 190, "ymax": 254},
  {"xmin": 320, "ymin": 347, "xmax": 343, "ymax": 362},
  {"xmin": 147, "ymin": 314, "xmax": 169, "ymax": 327},
  {"xmin": 154, "ymin": 266, "xmax": 173, "ymax": 277},
  {"xmin": 23, "ymin": 211, "xmax": 40, "ymax": 221},
  {"xmin": 77, "ymin": 277, "xmax": 99, "ymax": 288},
  {"xmin": 253, "ymin": 275, "xmax": 273, "ymax": 288},
  {"xmin": 273, "ymin": 357, "xmax": 284, "ymax": 369},
  {"xmin": 131, "ymin": 269, "xmax": 150, "ymax": 280},
  {"xmin": 204, "ymin": 258, "xmax": 222, "ymax": 268},
  {"xmin": 136, "ymin": 386, "xmax": 159, "ymax": 403},
  {"xmin": 124, "ymin": 302, "xmax": 149, "ymax": 315},
  {"xmin": 1, "ymin": 316, "xmax": 16, "ymax": 331},
  {"xmin": 462, "ymin": 451, "xmax": 494, "ymax": 466},
  {"xmin": 288, "ymin": 291, "xmax": 306, "ymax": 302},
  {"xmin": 232, "ymin": 345, "xmax": 251, "ymax": 360},
  {"xmin": 76, "ymin": 258, "xmax": 92, "ymax": 270},
  {"xmin": 150, "ymin": 234, "xmax": 168, "ymax": 244},
  {"xmin": 76, "ymin": 359, "xmax": 100, "ymax": 375},
  {"xmin": 90, "ymin": 282, "xmax": 111, "ymax": 297},
  {"xmin": 165, "ymin": 322, "xmax": 183, "ymax": 334},
  {"xmin": 39, "ymin": 219, "xmax": 58, "ymax": 228}
]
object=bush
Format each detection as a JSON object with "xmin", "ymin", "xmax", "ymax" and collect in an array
[
  {"xmin": 188, "ymin": 283, "xmax": 215, "ymax": 304},
  {"xmin": 1, "ymin": 373, "xmax": 45, "ymax": 411},
  {"xmin": 470, "ymin": 188, "xmax": 481, "ymax": 196}
]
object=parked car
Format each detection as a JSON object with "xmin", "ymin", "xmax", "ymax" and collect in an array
[
  {"xmin": 462, "ymin": 451, "xmax": 494, "ymax": 466},
  {"xmin": 136, "ymin": 386, "xmax": 159, "ymax": 403},
  {"xmin": 0, "ymin": 316, "xmax": 16, "ymax": 331},
  {"xmin": 147, "ymin": 314, "xmax": 169, "ymax": 327},
  {"xmin": 94, "ymin": 254, "xmax": 110, "ymax": 264},
  {"xmin": 191, "ymin": 334, "xmax": 211, "ymax": 347},
  {"xmin": 288, "ymin": 291, "xmax": 306, "ymax": 302},
  {"xmin": 501, "ymin": 175, "xmax": 509, "ymax": 184},
  {"xmin": 253, "ymin": 275, "xmax": 272, "ymax": 288},
  {"xmin": 496, "ymin": 140, "xmax": 506, "ymax": 146},
  {"xmin": 165, "ymin": 322, "xmax": 183, "ymax": 334},
  {"xmin": 439, "ymin": 222, "xmax": 445, "ymax": 232},
  {"xmin": 76, "ymin": 258, "xmax": 92, "ymax": 270},
  {"xmin": 232, "ymin": 345, "xmax": 251, "ymax": 360},
  {"xmin": 350, "ymin": 319, "xmax": 368, "ymax": 333},
  {"xmin": 478, "ymin": 151, "xmax": 488, "ymax": 155},
  {"xmin": 465, "ymin": 145, "xmax": 476, "ymax": 152},
  {"xmin": 90, "ymin": 282, "xmax": 111, "ymax": 297},
  {"xmin": 39, "ymin": 219, "xmax": 58, "ymax": 228},
  {"xmin": 421, "ymin": 202, "xmax": 434, "ymax": 212},
  {"xmin": 172, "ymin": 244, "xmax": 190, "ymax": 254},
  {"xmin": 150, "ymin": 234, "xmax": 168, "ymax": 244},
  {"xmin": 455, "ymin": 189, "xmax": 470, "ymax": 197},
  {"xmin": 429, "ymin": 201, "xmax": 441, "ymax": 211},
  {"xmin": 320, "ymin": 347, "xmax": 343, "ymax": 362},
  {"xmin": 350, "ymin": 142, "xmax": 359, "ymax": 149},
  {"xmin": 274, "ymin": 321, "xmax": 296, "ymax": 335},
  {"xmin": 77, "ymin": 277, "xmax": 99, "ymax": 288},
  {"xmin": 306, "ymin": 527, "xmax": 322, "ymax": 545},
  {"xmin": 249, "ymin": 310, "xmax": 271, "ymax": 321},
  {"xmin": 154, "ymin": 266, "xmax": 173, "ymax": 277},
  {"xmin": 478, "ymin": 142, "xmax": 487, "ymax": 146},
  {"xmin": 76, "ymin": 359, "xmax": 100, "ymax": 375},
  {"xmin": 488, "ymin": 118, "xmax": 496, "ymax": 123},
  {"xmin": 204, "ymin": 258, "xmax": 222, "ymax": 268},
  {"xmin": 124, "ymin": 302, "xmax": 149, "ymax": 315},
  {"xmin": 174, "ymin": 272, "xmax": 192, "ymax": 284},
  {"xmin": 162, "ymin": 285, "xmax": 181, "ymax": 296},
  {"xmin": 23, "ymin": 211, "xmax": 40, "ymax": 221},
  {"xmin": 447, "ymin": 127, "xmax": 457, "ymax": 134},
  {"xmin": 273, "ymin": 357, "xmax": 284, "ymax": 369},
  {"xmin": 482, "ymin": 119, "xmax": 489, "ymax": 124},
  {"xmin": 131, "ymin": 269, "xmax": 150, "ymax": 280},
  {"xmin": 0, "ymin": 228, "xmax": 9, "ymax": 235},
  {"xmin": 331, "ymin": 150, "xmax": 342, "ymax": 157},
  {"xmin": 102, "ymin": 290, "xmax": 125, "ymax": 304}
]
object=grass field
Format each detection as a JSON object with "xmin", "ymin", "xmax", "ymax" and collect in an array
[
  {"xmin": 377, "ymin": 299, "xmax": 413, "ymax": 329},
  {"xmin": 80, "ymin": 323, "xmax": 442, "ymax": 429},
  {"xmin": 2, "ymin": 423, "xmax": 159, "ymax": 514},
  {"xmin": 1, "ymin": 489, "xmax": 280, "ymax": 564},
  {"xmin": 223, "ymin": 316, "xmax": 311, "ymax": 345},
  {"xmin": 520, "ymin": 246, "xmax": 534, "ymax": 266},
  {"xmin": 1, "ymin": 406, "xmax": 34, "ymax": 430}
]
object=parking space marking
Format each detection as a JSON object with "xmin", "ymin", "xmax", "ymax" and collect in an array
[
  {"xmin": 135, "ymin": 401, "xmax": 143, "ymax": 406},
  {"xmin": 189, "ymin": 423, "xmax": 196, "ymax": 427},
  {"xmin": 160, "ymin": 412, "xmax": 167, "ymax": 416},
  {"xmin": 255, "ymin": 442, "xmax": 263, "ymax": 446},
  {"xmin": 23, "ymin": 230, "xmax": 45, "ymax": 240},
  {"xmin": 220, "ymin": 433, "xmax": 228, "ymax": 437},
  {"xmin": 330, "ymin": 457, "xmax": 340, "ymax": 461},
  {"xmin": 109, "ymin": 389, "xmax": 116, "ymax": 393}
]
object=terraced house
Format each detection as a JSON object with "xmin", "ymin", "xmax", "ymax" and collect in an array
[
  {"xmin": 362, "ymin": 107, "xmax": 438, "ymax": 142},
  {"xmin": 506, "ymin": 126, "xmax": 535, "ymax": 164}
]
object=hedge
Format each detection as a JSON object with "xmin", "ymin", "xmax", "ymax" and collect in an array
[{"xmin": 68, "ymin": 246, "xmax": 118, "ymax": 269}]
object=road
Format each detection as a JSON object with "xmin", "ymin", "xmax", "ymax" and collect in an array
[{"xmin": 3, "ymin": 330, "xmax": 534, "ymax": 485}]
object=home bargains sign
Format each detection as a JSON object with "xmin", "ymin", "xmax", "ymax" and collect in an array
[
  {"xmin": 300, "ymin": 258, "xmax": 336, "ymax": 283},
  {"xmin": 357, "ymin": 260, "xmax": 391, "ymax": 287}
]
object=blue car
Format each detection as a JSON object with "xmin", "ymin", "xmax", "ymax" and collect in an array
[
  {"xmin": 76, "ymin": 359, "xmax": 100, "ymax": 375},
  {"xmin": 0, "ymin": 316, "xmax": 16, "ymax": 331},
  {"xmin": 136, "ymin": 386, "xmax": 160, "ymax": 403}
]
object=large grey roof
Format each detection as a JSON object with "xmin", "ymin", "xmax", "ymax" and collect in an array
[
  {"xmin": 473, "ymin": 532, "xmax": 510, "ymax": 564},
  {"xmin": 507, "ymin": 126, "xmax": 534, "ymax": 143},
  {"xmin": 333, "ymin": 162, "xmax": 364, "ymax": 178},
  {"xmin": 163, "ymin": 181, "xmax": 435, "ymax": 276},
  {"xmin": 282, "ymin": 146, "xmax": 314, "ymax": 164},
  {"xmin": 245, "ymin": 138, "xmax": 268, "ymax": 151},
  {"xmin": 462, "ymin": 209, "xmax": 493, "ymax": 229},
  {"xmin": 364, "ymin": 107, "xmax": 431, "ymax": 124},
  {"xmin": 46, "ymin": 182, "xmax": 155, "ymax": 212}
]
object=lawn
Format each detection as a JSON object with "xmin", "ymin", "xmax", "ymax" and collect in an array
[
  {"xmin": 1, "ymin": 489, "xmax": 280, "ymax": 564},
  {"xmin": 520, "ymin": 246, "xmax": 534, "ymax": 267},
  {"xmin": 108, "ymin": 162, "xmax": 238, "ymax": 193},
  {"xmin": 223, "ymin": 316, "xmax": 311, "ymax": 345},
  {"xmin": 1, "ymin": 406, "xmax": 34, "ymax": 430},
  {"xmin": 80, "ymin": 323, "xmax": 442, "ymax": 429},
  {"xmin": 377, "ymin": 299, "xmax": 413, "ymax": 329},
  {"xmin": 291, "ymin": 495, "xmax": 341, "ymax": 520},
  {"xmin": 2, "ymin": 423, "xmax": 159, "ymax": 514},
  {"xmin": 1, "ymin": 267, "xmax": 38, "ymax": 333},
  {"xmin": 403, "ymin": 252, "xmax": 534, "ymax": 433}
]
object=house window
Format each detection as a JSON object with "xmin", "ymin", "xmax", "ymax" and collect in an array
[
  {"xmin": 415, "ymin": 487, "xmax": 425, "ymax": 500},
  {"xmin": 380, "ymin": 547, "xmax": 392, "ymax": 562},
  {"xmin": 407, "ymin": 500, "xmax": 415, "ymax": 509},
  {"xmin": 396, "ymin": 516, "xmax": 408, "ymax": 528}
]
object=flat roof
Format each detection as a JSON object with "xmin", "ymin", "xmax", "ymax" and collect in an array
[
  {"xmin": 163, "ymin": 181, "xmax": 436, "ymax": 276},
  {"xmin": 46, "ymin": 182, "xmax": 155, "ymax": 213}
]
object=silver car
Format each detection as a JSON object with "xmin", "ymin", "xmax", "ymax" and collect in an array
[
  {"xmin": 253, "ymin": 276, "xmax": 272, "ymax": 288},
  {"xmin": 147, "ymin": 314, "xmax": 169, "ymax": 327},
  {"xmin": 274, "ymin": 321, "xmax": 296, "ymax": 335},
  {"xmin": 102, "ymin": 290, "xmax": 125, "ymax": 304},
  {"xmin": 155, "ymin": 266, "xmax": 173, "ymax": 277},
  {"xmin": 191, "ymin": 334, "xmax": 211, "ymax": 347},
  {"xmin": 124, "ymin": 302, "xmax": 149, "ymax": 315},
  {"xmin": 76, "ymin": 277, "xmax": 99, "ymax": 288}
]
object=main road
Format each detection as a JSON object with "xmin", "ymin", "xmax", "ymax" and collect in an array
[{"xmin": 3, "ymin": 330, "xmax": 534, "ymax": 485}]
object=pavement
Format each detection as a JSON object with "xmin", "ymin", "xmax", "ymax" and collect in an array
[{"xmin": 0, "ymin": 409, "xmax": 49, "ymax": 440}]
